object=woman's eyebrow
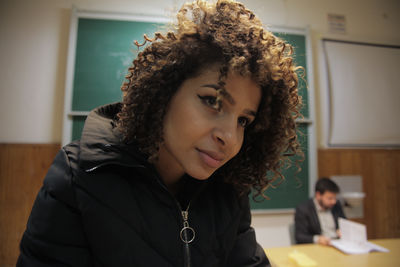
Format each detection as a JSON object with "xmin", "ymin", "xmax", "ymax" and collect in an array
[
  {"xmin": 200, "ymin": 84, "xmax": 235, "ymax": 104},
  {"xmin": 201, "ymin": 84, "xmax": 257, "ymax": 116},
  {"xmin": 201, "ymin": 84, "xmax": 221, "ymax": 90},
  {"xmin": 244, "ymin": 109, "xmax": 257, "ymax": 118}
]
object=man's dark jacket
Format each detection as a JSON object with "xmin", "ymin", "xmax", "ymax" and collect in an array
[
  {"xmin": 17, "ymin": 103, "xmax": 269, "ymax": 267},
  {"xmin": 294, "ymin": 198, "xmax": 346, "ymax": 244}
]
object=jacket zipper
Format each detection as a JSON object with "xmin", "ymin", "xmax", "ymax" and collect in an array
[
  {"xmin": 87, "ymin": 159, "xmax": 196, "ymax": 267},
  {"xmin": 152, "ymin": 177, "xmax": 198, "ymax": 267},
  {"xmin": 176, "ymin": 201, "xmax": 194, "ymax": 267}
]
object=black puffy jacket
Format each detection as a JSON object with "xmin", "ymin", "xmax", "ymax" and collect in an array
[{"xmin": 17, "ymin": 103, "xmax": 270, "ymax": 267}]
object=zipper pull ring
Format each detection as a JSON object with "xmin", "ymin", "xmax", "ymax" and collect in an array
[{"xmin": 180, "ymin": 211, "xmax": 195, "ymax": 244}]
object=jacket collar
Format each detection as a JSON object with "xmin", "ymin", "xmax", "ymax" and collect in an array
[
  {"xmin": 75, "ymin": 102, "xmax": 212, "ymax": 208},
  {"xmin": 78, "ymin": 102, "xmax": 149, "ymax": 172}
]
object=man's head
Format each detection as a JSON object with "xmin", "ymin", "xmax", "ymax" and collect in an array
[{"xmin": 315, "ymin": 177, "xmax": 340, "ymax": 210}]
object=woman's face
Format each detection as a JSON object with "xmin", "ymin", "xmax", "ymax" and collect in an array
[{"xmin": 155, "ymin": 65, "xmax": 261, "ymax": 185}]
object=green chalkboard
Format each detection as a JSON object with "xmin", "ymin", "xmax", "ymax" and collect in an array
[
  {"xmin": 66, "ymin": 15, "xmax": 313, "ymax": 210},
  {"xmin": 72, "ymin": 18, "xmax": 164, "ymax": 111},
  {"xmin": 249, "ymin": 32, "xmax": 310, "ymax": 210},
  {"xmin": 275, "ymin": 33, "xmax": 308, "ymax": 118},
  {"xmin": 249, "ymin": 124, "xmax": 309, "ymax": 210}
]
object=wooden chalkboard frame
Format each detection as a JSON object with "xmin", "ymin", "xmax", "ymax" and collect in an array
[{"xmin": 61, "ymin": 9, "xmax": 316, "ymax": 212}]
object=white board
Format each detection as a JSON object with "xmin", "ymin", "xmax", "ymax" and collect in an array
[{"xmin": 323, "ymin": 40, "xmax": 400, "ymax": 147}]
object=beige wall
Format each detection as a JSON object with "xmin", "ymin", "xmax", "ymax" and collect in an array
[{"xmin": 1, "ymin": 0, "xmax": 399, "ymax": 248}]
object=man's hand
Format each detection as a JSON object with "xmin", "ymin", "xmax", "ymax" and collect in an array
[
  {"xmin": 336, "ymin": 229, "xmax": 342, "ymax": 238},
  {"xmin": 317, "ymin": 235, "xmax": 331, "ymax": 246}
]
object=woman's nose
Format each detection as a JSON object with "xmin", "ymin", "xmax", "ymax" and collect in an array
[{"xmin": 212, "ymin": 118, "xmax": 239, "ymax": 148}]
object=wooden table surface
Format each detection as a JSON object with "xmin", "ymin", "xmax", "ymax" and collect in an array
[{"xmin": 265, "ymin": 238, "xmax": 400, "ymax": 267}]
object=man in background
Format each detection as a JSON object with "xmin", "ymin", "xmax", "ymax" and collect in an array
[{"xmin": 295, "ymin": 177, "xmax": 346, "ymax": 245}]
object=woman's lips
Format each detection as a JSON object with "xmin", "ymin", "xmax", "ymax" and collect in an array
[{"xmin": 197, "ymin": 149, "xmax": 224, "ymax": 168}]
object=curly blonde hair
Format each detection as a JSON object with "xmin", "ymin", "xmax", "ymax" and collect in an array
[{"xmin": 117, "ymin": 0, "xmax": 303, "ymax": 197}]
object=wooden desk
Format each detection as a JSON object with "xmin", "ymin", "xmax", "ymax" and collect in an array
[{"xmin": 265, "ymin": 239, "xmax": 400, "ymax": 267}]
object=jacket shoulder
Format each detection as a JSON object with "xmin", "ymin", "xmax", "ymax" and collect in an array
[
  {"xmin": 332, "ymin": 200, "xmax": 346, "ymax": 218},
  {"xmin": 296, "ymin": 198, "xmax": 314, "ymax": 212},
  {"xmin": 42, "ymin": 141, "xmax": 80, "ymax": 206}
]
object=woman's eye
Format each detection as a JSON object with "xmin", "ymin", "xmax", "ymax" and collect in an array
[
  {"xmin": 197, "ymin": 95, "xmax": 220, "ymax": 110},
  {"xmin": 238, "ymin": 117, "xmax": 250, "ymax": 128}
]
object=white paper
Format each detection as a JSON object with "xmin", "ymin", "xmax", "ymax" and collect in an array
[{"xmin": 331, "ymin": 218, "xmax": 389, "ymax": 254}]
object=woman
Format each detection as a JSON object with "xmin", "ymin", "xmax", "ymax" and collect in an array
[{"xmin": 18, "ymin": 0, "xmax": 301, "ymax": 266}]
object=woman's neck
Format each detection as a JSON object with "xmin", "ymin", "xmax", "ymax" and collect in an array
[{"xmin": 154, "ymin": 146, "xmax": 185, "ymax": 195}]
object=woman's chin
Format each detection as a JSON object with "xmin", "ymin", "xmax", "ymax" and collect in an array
[{"xmin": 185, "ymin": 167, "xmax": 215, "ymax": 181}]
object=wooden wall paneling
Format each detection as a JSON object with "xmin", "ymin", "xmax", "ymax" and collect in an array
[
  {"xmin": 317, "ymin": 150, "xmax": 339, "ymax": 176},
  {"xmin": 361, "ymin": 151, "xmax": 376, "ymax": 239},
  {"xmin": 0, "ymin": 144, "xmax": 60, "ymax": 266},
  {"xmin": 374, "ymin": 150, "xmax": 400, "ymax": 238},
  {"xmin": 394, "ymin": 151, "xmax": 400, "ymax": 237},
  {"xmin": 371, "ymin": 152, "xmax": 388, "ymax": 237},
  {"xmin": 318, "ymin": 149, "xmax": 400, "ymax": 240}
]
